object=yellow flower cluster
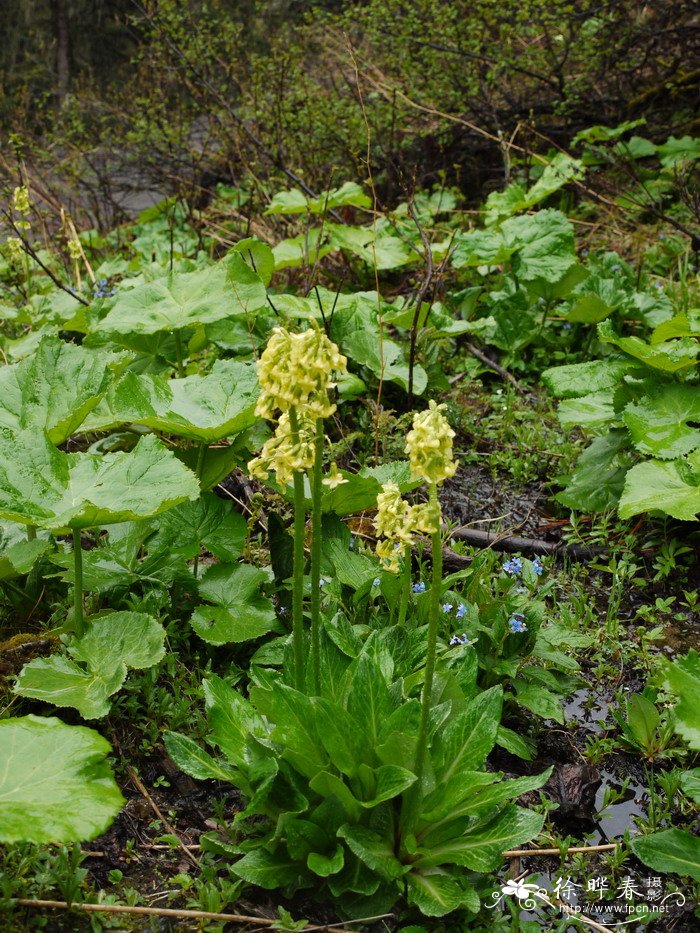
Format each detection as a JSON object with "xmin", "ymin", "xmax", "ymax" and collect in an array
[
  {"xmin": 255, "ymin": 325, "xmax": 347, "ymax": 420},
  {"xmin": 374, "ymin": 483, "xmax": 438, "ymax": 572},
  {"xmin": 67, "ymin": 236, "xmax": 82, "ymax": 261},
  {"xmin": 249, "ymin": 325, "xmax": 347, "ymax": 484},
  {"xmin": 13, "ymin": 186, "xmax": 30, "ymax": 216},
  {"xmin": 12, "ymin": 186, "xmax": 31, "ymax": 233},
  {"xmin": 5, "ymin": 237, "xmax": 24, "ymax": 261},
  {"xmin": 406, "ymin": 400, "xmax": 457, "ymax": 485},
  {"xmin": 248, "ymin": 411, "xmax": 315, "ymax": 487}
]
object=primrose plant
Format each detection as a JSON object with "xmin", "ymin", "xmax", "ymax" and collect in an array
[
  {"xmin": 248, "ymin": 324, "xmax": 348, "ymax": 692},
  {"xmin": 166, "ymin": 339, "xmax": 549, "ymax": 919}
]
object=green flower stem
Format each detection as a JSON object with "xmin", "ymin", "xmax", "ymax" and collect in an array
[
  {"xmin": 397, "ymin": 543, "xmax": 412, "ymax": 627},
  {"xmin": 288, "ymin": 406, "xmax": 307, "ymax": 691},
  {"xmin": 26, "ymin": 525, "xmax": 37, "ymax": 541},
  {"xmin": 403, "ymin": 483, "xmax": 442, "ymax": 832},
  {"xmin": 72, "ymin": 528, "xmax": 86, "ymax": 637},
  {"xmin": 310, "ymin": 416, "xmax": 324, "ymax": 694}
]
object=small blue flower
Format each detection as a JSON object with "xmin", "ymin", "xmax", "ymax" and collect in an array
[
  {"xmin": 659, "ymin": 233, "xmax": 666, "ymax": 240},
  {"xmin": 562, "ymin": 323, "xmax": 572, "ymax": 331},
  {"xmin": 503, "ymin": 557, "xmax": 522, "ymax": 576},
  {"xmin": 279, "ymin": 606, "xmax": 288, "ymax": 616},
  {"xmin": 413, "ymin": 582, "xmax": 426, "ymax": 593},
  {"xmin": 319, "ymin": 577, "xmax": 326, "ymax": 588},
  {"xmin": 372, "ymin": 577, "xmax": 381, "ymax": 587},
  {"xmin": 611, "ymin": 264, "xmax": 620, "ymax": 272},
  {"xmin": 442, "ymin": 603, "xmax": 453, "ymax": 613},
  {"xmin": 455, "ymin": 603, "xmax": 466, "ymax": 619},
  {"xmin": 653, "ymin": 281, "xmax": 662, "ymax": 289},
  {"xmin": 581, "ymin": 249, "xmax": 589, "ymax": 257},
  {"xmin": 450, "ymin": 632, "xmax": 473, "ymax": 646},
  {"xmin": 509, "ymin": 613, "xmax": 527, "ymax": 633},
  {"xmin": 538, "ymin": 297, "xmax": 545, "ymax": 304},
  {"xmin": 532, "ymin": 557, "xmax": 543, "ymax": 576},
  {"xmin": 349, "ymin": 535, "xmax": 356, "ymax": 549}
]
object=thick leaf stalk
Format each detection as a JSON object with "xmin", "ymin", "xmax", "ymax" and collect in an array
[{"xmin": 72, "ymin": 528, "xmax": 85, "ymax": 637}]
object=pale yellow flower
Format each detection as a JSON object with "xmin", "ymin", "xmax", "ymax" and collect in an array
[
  {"xmin": 248, "ymin": 411, "xmax": 315, "ymax": 487},
  {"xmin": 13, "ymin": 186, "xmax": 30, "ymax": 215},
  {"xmin": 255, "ymin": 325, "xmax": 347, "ymax": 420},
  {"xmin": 406, "ymin": 401, "xmax": 457, "ymax": 485},
  {"xmin": 322, "ymin": 463, "xmax": 348, "ymax": 490}
]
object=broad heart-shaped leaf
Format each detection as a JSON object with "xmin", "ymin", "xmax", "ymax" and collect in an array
[
  {"xmin": 623, "ymin": 385, "xmax": 700, "ymax": 460},
  {"xmin": 663, "ymin": 651, "xmax": 700, "ymax": 749},
  {"xmin": 556, "ymin": 431, "xmax": 631, "ymax": 513},
  {"xmin": 417, "ymin": 804, "xmax": 544, "ymax": 872},
  {"xmin": 80, "ymin": 359, "xmax": 259, "ymax": 443},
  {"xmin": 542, "ymin": 359, "xmax": 631, "ymax": 398},
  {"xmin": 265, "ymin": 181, "xmax": 371, "ymax": 215},
  {"xmin": 15, "ymin": 612, "xmax": 166, "ymax": 718},
  {"xmin": 190, "ymin": 563, "xmax": 276, "ymax": 644},
  {"xmin": 0, "ymin": 715, "xmax": 124, "ymax": 843},
  {"xmin": 151, "ymin": 493, "xmax": 247, "ymax": 562},
  {"xmin": 618, "ymin": 453, "xmax": 700, "ymax": 521},
  {"xmin": 0, "ymin": 336, "xmax": 125, "ymax": 443},
  {"xmin": 451, "ymin": 228, "xmax": 515, "ymax": 267},
  {"xmin": 500, "ymin": 210, "xmax": 576, "ymax": 283},
  {"xmin": 630, "ymin": 829, "xmax": 700, "ymax": 881},
  {"xmin": 598, "ymin": 320, "xmax": 699, "ymax": 372},
  {"xmin": 342, "ymin": 329, "xmax": 427, "ymax": 394},
  {"xmin": 557, "ymin": 392, "xmax": 617, "ymax": 431},
  {"xmin": 0, "ymin": 536, "xmax": 51, "ymax": 580},
  {"xmin": 92, "ymin": 252, "xmax": 266, "ymax": 338},
  {"xmin": 0, "ymin": 432, "xmax": 199, "ymax": 531}
]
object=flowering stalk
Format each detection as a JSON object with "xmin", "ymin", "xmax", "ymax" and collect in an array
[
  {"xmin": 249, "ymin": 326, "xmax": 347, "ymax": 693},
  {"xmin": 288, "ymin": 406, "xmax": 308, "ymax": 690},
  {"xmin": 397, "ymin": 400, "xmax": 457, "ymax": 832},
  {"xmin": 396, "ymin": 543, "xmax": 412, "ymax": 626},
  {"xmin": 309, "ymin": 416, "xmax": 325, "ymax": 693},
  {"xmin": 413, "ymin": 483, "xmax": 442, "ymax": 793}
]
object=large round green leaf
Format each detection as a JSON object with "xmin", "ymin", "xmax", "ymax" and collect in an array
[
  {"xmin": 0, "ymin": 336, "xmax": 125, "ymax": 443},
  {"xmin": 92, "ymin": 252, "xmax": 266, "ymax": 338},
  {"xmin": 0, "ymin": 715, "xmax": 124, "ymax": 843},
  {"xmin": 618, "ymin": 452, "xmax": 700, "ymax": 521},
  {"xmin": 79, "ymin": 359, "xmax": 259, "ymax": 442},
  {"xmin": 190, "ymin": 563, "xmax": 276, "ymax": 644},
  {"xmin": 0, "ymin": 431, "xmax": 199, "ymax": 530},
  {"xmin": 623, "ymin": 385, "xmax": 700, "ymax": 459},
  {"xmin": 15, "ymin": 612, "xmax": 166, "ymax": 718}
]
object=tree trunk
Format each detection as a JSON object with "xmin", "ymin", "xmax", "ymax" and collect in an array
[{"xmin": 52, "ymin": 0, "xmax": 70, "ymax": 107}]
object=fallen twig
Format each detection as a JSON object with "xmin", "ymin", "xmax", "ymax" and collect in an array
[
  {"xmin": 13, "ymin": 899, "xmax": 391, "ymax": 931},
  {"xmin": 448, "ymin": 526, "xmax": 608, "ymax": 560},
  {"xmin": 123, "ymin": 763, "xmax": 200, "ymax": 871},
  {"xmin": 503, "ymin": 843, "xmax": 618, "ymax": 857},
  {"xmin": 457, "ymin": 341, "xmax": 526, "ymax": 395}
]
